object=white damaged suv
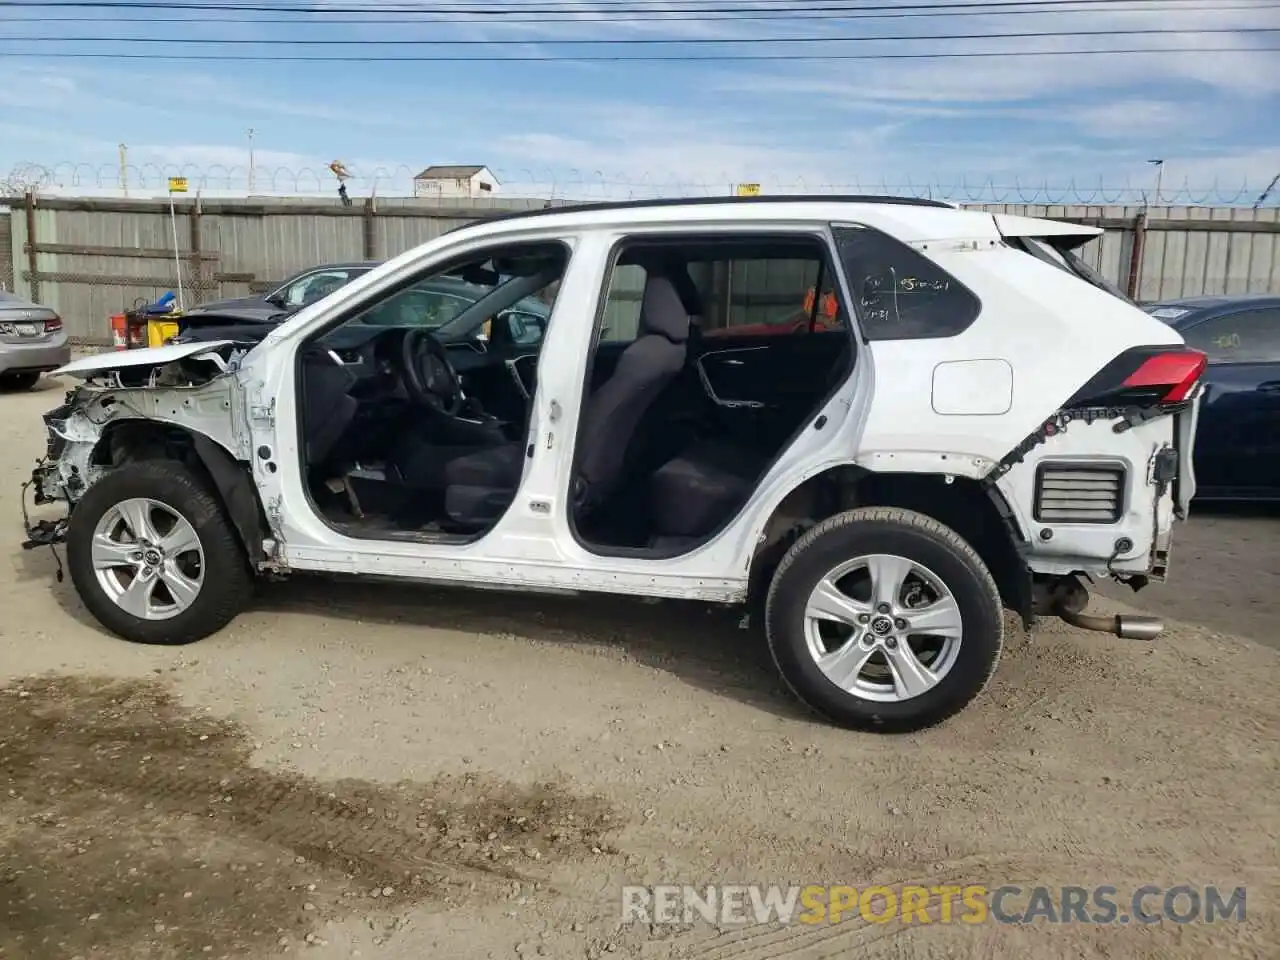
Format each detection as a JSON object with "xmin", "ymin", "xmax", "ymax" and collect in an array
[{"xmin": 21, "ymin": 197, "xmax": 1204, "ymax": 732}]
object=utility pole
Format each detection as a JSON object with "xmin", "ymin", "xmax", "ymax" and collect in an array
[
  {"xmin": 118, "ymin": 143, "xmax": 128, "ymax": 196},
  {"xmin": 247, "ymin": 128, "xmax": 256, "ymax": 194},
  {"xmin": 1147, "ymin": 159, "xmax": 1164, "ymax": 206}
]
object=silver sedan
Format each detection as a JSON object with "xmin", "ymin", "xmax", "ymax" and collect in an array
[{"xmin": 0, "ymin": 291, "xmax": 71, "ymax": 391}]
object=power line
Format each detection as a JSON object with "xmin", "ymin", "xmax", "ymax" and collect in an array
[
  {"xmin": 2, "ymin": 45, "xmax": 1272, "ymax": 60},
  {"xmin": 5, "ymin": 1, "xmax": 1277, "ymax": 21},
  {"xmin": 0, "ymin": 0, "xmax": 1253, "ymax": 12},
  {"xmin": 9, "ymin": 27, "xmax": 1278, "ymax": 43}
]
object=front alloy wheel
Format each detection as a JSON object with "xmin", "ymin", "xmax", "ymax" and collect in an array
[
  {"xmin": 67, "ymin": 460, "xmax": 253, "ymax": 645},
  {"xmin": 91, "ymin": 498, "xmax": 206, "ymax": 620}
]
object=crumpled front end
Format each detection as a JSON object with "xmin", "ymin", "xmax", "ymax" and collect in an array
[
  {"xmin": 22, "ymin": 385, "xmax": 115, "ymax": 549},
  {"xmin": 31, "ymin": 391, "xmax": 106, "ymax": 503},
  {"xmin": 20, "ymin": 343, "xmax": 253, "ymax": 552}
]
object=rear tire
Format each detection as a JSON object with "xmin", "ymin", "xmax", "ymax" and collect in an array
[
  {"xmin": 66, "ymin": 460, "xmax": 253, "ymax": 645},
  {"xmin": 764, "ymin": 507, "xmax": 1003, "ymax": 733},
  {"xmin": 0, "ymin": 372, "xmax": 41, "ymax": 391}
]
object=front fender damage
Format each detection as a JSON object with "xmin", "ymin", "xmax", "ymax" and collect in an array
[{"xmin": 22, "ymin": 352, "xmax": 279, "ymax": 569}]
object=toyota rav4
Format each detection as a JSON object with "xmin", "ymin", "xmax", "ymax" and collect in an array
[{"xmin": 20, "ymin": 196, "xmax": 1204, "ymax": 732}]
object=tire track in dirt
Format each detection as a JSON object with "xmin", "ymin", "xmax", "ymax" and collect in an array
[
  {"xmin": 0, "ymin": 674, "xmax": 619, "ymax": 959},
  {"xmin": 654, "ymin": 850, "xmax": 1267, "ymax": 960},
  {"xmin": 658, "ymin": 856, "xmax": 1030, "ymax": 960}
]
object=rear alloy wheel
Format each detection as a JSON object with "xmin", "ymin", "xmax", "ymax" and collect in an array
[
  {"xmin": 765, "ymin": 507, "xmax": 1003, "ymax": 732},
  {"xmin": 67, "ymin": 460, "xmax": 253, "ymax": 645}
]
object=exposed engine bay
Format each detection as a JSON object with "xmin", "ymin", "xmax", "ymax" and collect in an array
[{"xmin": 22, "ymin": 345, "xmax": 258, "ymax": 552}]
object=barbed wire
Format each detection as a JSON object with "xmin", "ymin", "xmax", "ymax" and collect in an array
[{"xmin": 4, "ymin": 160, "xmax": 1278, "ymax": 207}]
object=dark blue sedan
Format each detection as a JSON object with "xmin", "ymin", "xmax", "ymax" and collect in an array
[{"xmin": 1145, "ymin": 294, "xmax": 1280, "ymax": 501}]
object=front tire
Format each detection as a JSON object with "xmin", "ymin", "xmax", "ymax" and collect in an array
[
  {"xmin": 765, "ymin": 507, "xmax": 1003, "ymax": 733},
  {"xmin": 0, "ymin": 372, "xmax": 41, "ymax": 391},
  {"xmin": 66, "ymin": 460, "xmax": 253, "ymax": 645}
]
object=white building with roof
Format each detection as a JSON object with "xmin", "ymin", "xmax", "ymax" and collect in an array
[{"xmin": 411, "ymin": 165, "xmax": 499, "ymax": 200}]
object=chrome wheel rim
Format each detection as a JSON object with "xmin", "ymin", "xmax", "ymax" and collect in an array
[
  {"xmin": 91, "ymin": 498, "xmax": 205, "ymax": 621},
  {"xmin": 803, "ymin": 553, "xmax": 963, "ymax": 703}
]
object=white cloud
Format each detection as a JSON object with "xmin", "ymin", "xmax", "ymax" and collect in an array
[
  {"xmin": 2, "ymin": 0, "xmax": 1277, "ymax": 204},
  {"xmin": 724, "ymin": 4, "xmax": 1280, "ymax": 108},
  {"xmin": 1065, "ymin": 99, "xmax": 1200, "ymax": 140}
]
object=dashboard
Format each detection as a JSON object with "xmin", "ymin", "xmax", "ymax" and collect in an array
[{"xmin": 308, "ymin": 324, "xmax": 534, "ymax": 407}]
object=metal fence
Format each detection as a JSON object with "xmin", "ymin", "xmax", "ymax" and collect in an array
[
  {"xmin": 969, "ymin": 203, "xmax": 1280, "ymax": 304},
  {"xmin": 4, "ymin": 194, "xmax": 1279, "ymax": 342}
]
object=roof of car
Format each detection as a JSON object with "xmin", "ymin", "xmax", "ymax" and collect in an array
[
  {"xmin": 273, "ymin": 261, "xmax": 378, "ymax": 287},
  {"xmin": 456, "ymin": 194, "xmax": 948, "ymax": 227},
  {"xmin": 304, "ymin": 261, "xmax": 380, "ymax": 271},
  {"xmin": 440, "ymin": 194, "xmax": 1046, "ymax": 246}
]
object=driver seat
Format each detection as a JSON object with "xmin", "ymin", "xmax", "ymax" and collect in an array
[{"xmin": 440, "ymin": 275, "xmax": 691, "ymax": 530}]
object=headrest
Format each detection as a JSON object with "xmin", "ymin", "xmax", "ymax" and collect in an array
[{"xmin": 638, "ymin": 275, "xmax": 690, "ymax": 343}]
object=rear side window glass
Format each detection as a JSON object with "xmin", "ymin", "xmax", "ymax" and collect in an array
[{"xmin": 831, "ymin": 224, "xmax": 980, "ymax": 340}]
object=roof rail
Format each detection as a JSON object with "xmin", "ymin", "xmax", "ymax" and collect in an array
[{"xmin": 445, "ymin": 193, "xmax": 954, "ymax": 234}]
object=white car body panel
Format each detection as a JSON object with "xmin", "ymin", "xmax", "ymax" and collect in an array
[
  {"xmin": 53, "ymin": 340, "xmax": 238, "ymax": 378},
  {"xmin": 990, "ymin": 214, "xmax": 1103, "ymax": 243},
  {"xmin": 33, "ymin": 199, "xmax": 1198, "ymax": 604},
  {"xmin": 855, "ymin": 243, "xmax": 1182, "ymax": 467}
]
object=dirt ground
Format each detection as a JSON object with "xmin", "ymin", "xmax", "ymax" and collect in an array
[{"xmin": 1, "ymin": 376, "xmax": 1277, "ymax": 960}]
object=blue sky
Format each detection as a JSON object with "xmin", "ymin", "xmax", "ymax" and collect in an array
[{"xmin": 1, "ymin": 0, "xmax": 1279, "ymax": 203}]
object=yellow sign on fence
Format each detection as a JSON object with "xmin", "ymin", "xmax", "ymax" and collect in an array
[
  {"xmin": 167, "ymin": 177, "xmax": 189, "ymax": 194},
  {"xmin": 735, "ymin": 183, "xmax": 761, "ymax": 197}
]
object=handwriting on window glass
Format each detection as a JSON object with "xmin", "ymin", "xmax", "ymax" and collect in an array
[
  {"xmin": 861, "ymin": 273, "xmax": 949, "ymax": 296},
  {"xmin": 898, "ymin": 277, "xmax": 950, "ymax": 293},
  {"xmin": 1213, "ymin": 333, "xmax": 1241, "ymax": 349}
]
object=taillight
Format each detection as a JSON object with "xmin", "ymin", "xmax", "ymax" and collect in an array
[
  {"xmin": 1064, "ymin": 346, "xmax": 1207, "ymax": 409},
  {"xmin": 43, "ymin": 316, "xmax": 62, "ymax": 333}
]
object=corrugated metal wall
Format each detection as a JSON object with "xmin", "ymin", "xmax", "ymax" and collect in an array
[
  {"xmin": 966, "ymin": 203, "xmax": 1280, "ymax": 300},
  {"xmin": 26, "ymin": 205, "xmax": 204, "ymax": 338},
  {"xmin": 6, "ymin": 196, "xmax": 1279, "ymax": 342}
]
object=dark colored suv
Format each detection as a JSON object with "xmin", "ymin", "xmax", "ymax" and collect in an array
[{"xmin": 187, "ymin": 261, "xmax": 379, "ymax": 320}]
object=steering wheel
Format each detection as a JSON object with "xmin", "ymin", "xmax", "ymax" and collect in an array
[{"xmin": 400, "ymin": 328, "xmax": 465, "ymax": 417}]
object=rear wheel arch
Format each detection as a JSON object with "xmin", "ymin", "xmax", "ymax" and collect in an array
[{"xmin": 749, "ymin": 465, "xmax": 1031, "ymax": 627}]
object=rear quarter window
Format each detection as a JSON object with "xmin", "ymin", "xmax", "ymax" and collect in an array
[{"xmin": 831, "ymin": 224, "xmax": 980, "ymax": 341}]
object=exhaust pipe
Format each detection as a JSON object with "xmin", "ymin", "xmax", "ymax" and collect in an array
[{"xmin": 1056, "ymin": 608, "xmax": 1164, "ymax": 641}]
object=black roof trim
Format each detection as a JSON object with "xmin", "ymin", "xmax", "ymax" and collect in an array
[{"xmin": 445, "ymin": 194, "xmax": 953, "ymax": 235}]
